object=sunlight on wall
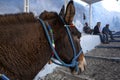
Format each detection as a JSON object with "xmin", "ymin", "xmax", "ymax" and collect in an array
[
  {"xmin": 74, "ymin": 0, "xmax": 120, "ymax": 12},
  {"xmin": 102, "ymin": 0, "xmax": 120, "ymax": 12},
  {"xmin": 74, "ymin": 0, "xmax": 88, "ymax": 6}
]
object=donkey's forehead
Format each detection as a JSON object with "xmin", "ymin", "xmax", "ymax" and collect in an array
[{"xmin": 40, "ymin": 11, "xmax": 58, "ymax": 20}]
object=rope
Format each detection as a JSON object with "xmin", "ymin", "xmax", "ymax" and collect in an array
[
  {"xmin": 39, "ymin": 18, "xmax": 82, "ymax": 71},
  {"xmin": 46, "ymin": 22, "xmax": 55, "ymax": 48},
  {"xmin": 0, "ymin": 74, "xmax": 9, "ymax": 80},
  {"xmin": 39, "ymin": 19, "xmax": 73, "ymax": 67},
  {"xmin": 60, "ymin": 16, "xmax": 76, "ymax": 57}
]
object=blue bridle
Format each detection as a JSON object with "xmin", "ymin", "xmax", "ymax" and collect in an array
[
  {"xmin": 39, "ymin": 16, "xmax": 82, "ymax": 72},
  {"xmin": 0, "ymin": 74, "xmax": 9, "ymax": 80}
]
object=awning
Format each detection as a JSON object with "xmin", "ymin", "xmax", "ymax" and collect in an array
[{"xmin": 81, "ymin": 0, "xmax": 102, "ymax": 4}]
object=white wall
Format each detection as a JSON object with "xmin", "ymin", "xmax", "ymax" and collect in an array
[{"xmin": 80, "ymin": 34, "xmax": 101, "ymax": 53}]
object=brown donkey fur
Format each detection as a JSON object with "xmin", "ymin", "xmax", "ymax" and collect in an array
[
  {"xmin": 0, "ymin": 1, "xmax": 86, "ymax": 80},
  {"xmin": 0, "ymin": 13, "xmax": 51, "ymax": 79}
]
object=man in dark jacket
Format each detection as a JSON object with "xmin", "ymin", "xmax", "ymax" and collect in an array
[
  {"xmin": 93, "ymin": 22, "xmax": 101, "ymax": 34},
  {"xmin": 93, "ymin": 22, "xmax": 107, "ymax": 43}
]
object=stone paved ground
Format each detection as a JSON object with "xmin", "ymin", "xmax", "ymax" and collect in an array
[{"xmin": 42, "ymin": 36, "xmax": 120, "ymax": 80}]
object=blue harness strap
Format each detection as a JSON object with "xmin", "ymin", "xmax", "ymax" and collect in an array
[
  {"xmin": 60, "ymin": 16, "xmax": 77, "ymax": 57},
  {"xmin": 46, "ymin": 22, "xmax": 55, "ymax": 48},
  {"xmin": 0, "ymin": 74, "xmax": 9, "ymax": 80},
  {"xmin": 39, "ymin": 18, "xmax": 82, "ymax": 72}
]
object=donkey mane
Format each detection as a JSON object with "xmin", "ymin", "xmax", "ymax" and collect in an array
[
  {"xmin": 0, "ymin": 12, "xmax": 36, "ymax": 25},
  {"xmin": 40, "ymin": 11, "xmax": 59, "ymax": 21}
]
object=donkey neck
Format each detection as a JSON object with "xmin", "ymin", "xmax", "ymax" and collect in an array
[{"xmin": 44, "ymin": 18, "xmax": 65, "ymax": 41}]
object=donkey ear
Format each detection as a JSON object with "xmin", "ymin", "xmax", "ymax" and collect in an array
[
  {"xmin": 59, "ymin": 5, "xmax": 65, "ymax": 18},
  {"xmin": 64, "ymin": 0, "xmax": 75, "ymax": 24}
]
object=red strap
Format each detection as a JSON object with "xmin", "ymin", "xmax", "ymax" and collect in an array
[
  {"xmin": 51, "ymin": 51, "xmax": 54, "ymax": 57},
  {"xmin": 70, "ymin": 23, "xmax": 75, "ymax": 28}
]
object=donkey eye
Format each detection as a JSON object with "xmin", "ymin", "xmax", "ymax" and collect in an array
[{"xmin": 77, "ymin": 36, "xmax": 80, "ymax": 39}]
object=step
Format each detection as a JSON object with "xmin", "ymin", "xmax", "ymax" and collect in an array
[
  {"xmin": 85, "ymin": 55, "xmax": 120, "ymax": 62},
  {"xmin": 96, "ymin": 46, "xmax": 120, "ymax": 49},
  {"xmin": 109, "ymin": 40, "xmax": 120, "ymax": 42}
]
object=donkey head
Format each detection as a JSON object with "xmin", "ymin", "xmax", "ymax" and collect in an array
[
  {"xmin": 39, "ymin": 0, "xmax": 86, "ymax": 74},
  {"xmin": 59, "ymin": 0, "xmax": 86, "ymax": 74}
]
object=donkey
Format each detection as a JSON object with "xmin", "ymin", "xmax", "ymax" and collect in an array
[
  {"xmin": 0, "ymin": 0, "xmax": 86, "ymax": 80},
  {"xmin": 39, "ymin": 0, "xmax": 86, "ymax": 73}
]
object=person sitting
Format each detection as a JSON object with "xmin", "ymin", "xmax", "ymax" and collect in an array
[
  {"xmin": 102, "ymin": 24, "xmax": 114, "ymax": 41},
  {"xmin": 93, "ymin": 22, "xmax": 108, "ymax": 43},
  {"xmin": 93, "ymin": 22, "xmax": 101, "ymax": 35},
  {"xmin": 83, "ymin": 22, "xmax": 93, "ymax": 34}
]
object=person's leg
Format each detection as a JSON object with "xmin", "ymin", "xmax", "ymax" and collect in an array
[
  {"xmin": 102, "ymin": 34, "xmax": 106, "ymax": 43},
  {"xmin": 99, "ymin": 33, "xmax": 104, "ymax": 43},
  {"xmin": 103, "ymin": 34, "xmax": 109, "ymax": 43},
  {"xmin": 105, "ymin": 34, "xmax": 109, "ymax": 43},
  {"xmin": 109, "ymin": 31, "xmax": 114, "ymax": 40}
]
